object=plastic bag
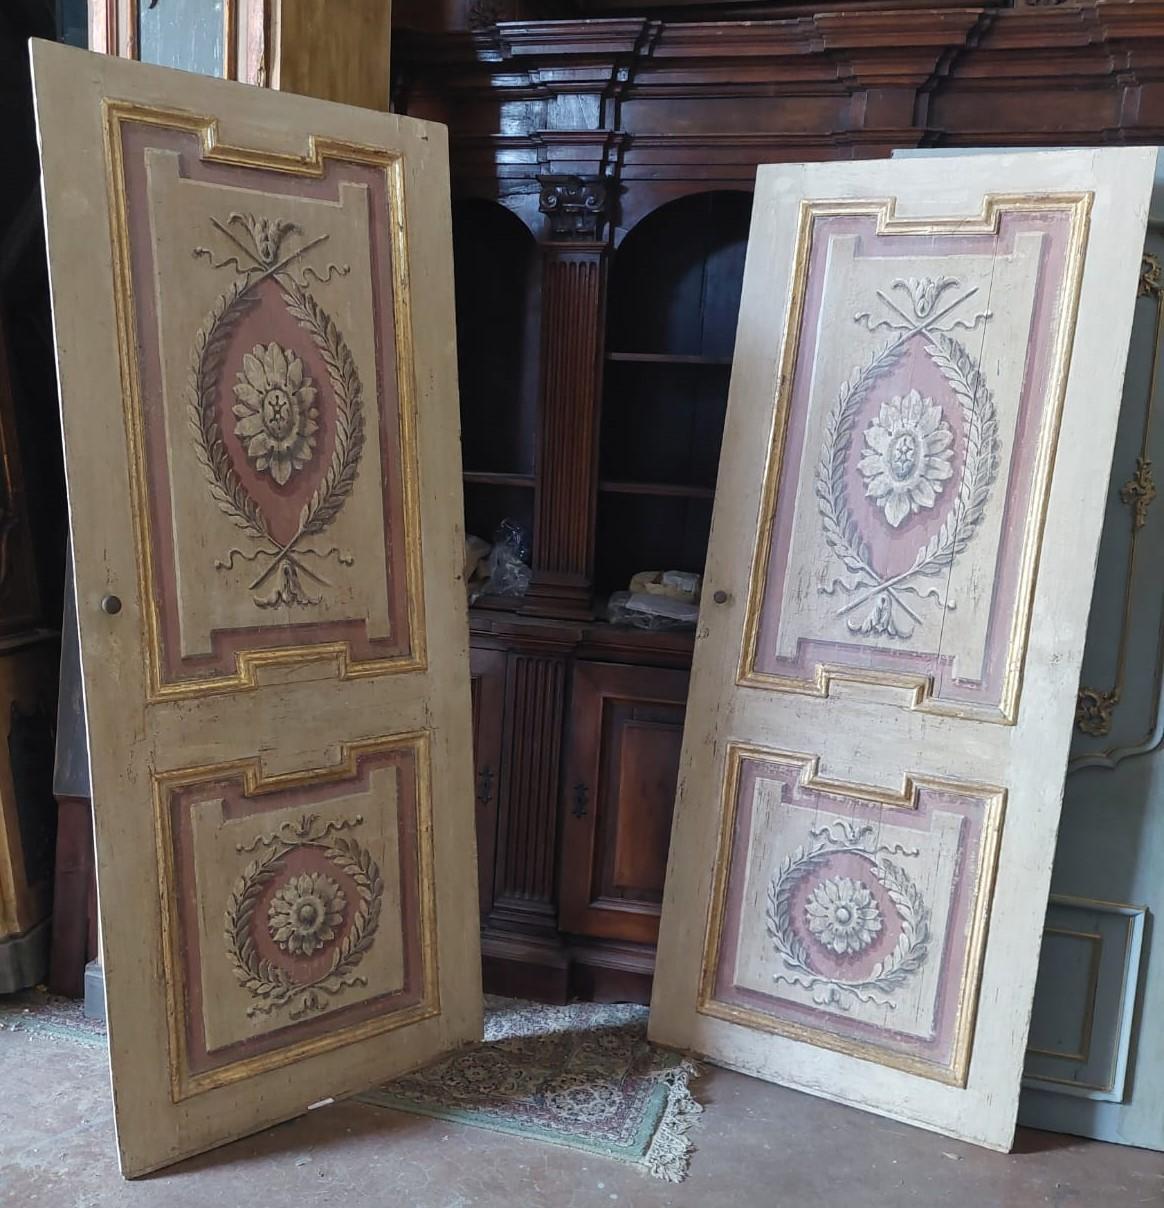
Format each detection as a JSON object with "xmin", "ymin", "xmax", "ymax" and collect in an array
[{"xmin": 484, "ymin": 518, "xmax": 532, "ymax": 597}]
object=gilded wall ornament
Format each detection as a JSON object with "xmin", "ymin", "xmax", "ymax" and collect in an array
[
  {"xmin": 1119, "ymin": 457, "xmax": 1157, "ymax": 531},
  {"xmin": 816, "ymin": 277, "xmax": 1000, "ymax": 640},
  {"xmin": 186, "ymin": 211, "xmax": 362, "ymax": 609},
  {"xmin": 1075, "ymin": 685, "xmax": 1119, "ymax": 737},
  {"xmin": 224, "ymin": 812, "xmax": 382, "ymax": 1020},
  {"xmin": 766, "ymin": 820, "xmax": 930, "ymax": 1010}
]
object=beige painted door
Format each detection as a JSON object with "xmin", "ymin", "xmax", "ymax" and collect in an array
[
  {"xmin": 33, "ymin": 41, "xmax": 479, "ymax": 1177},
  {"xmin": 649, "ymin": 150, "xmax": 1156, "ymax": 1151}
]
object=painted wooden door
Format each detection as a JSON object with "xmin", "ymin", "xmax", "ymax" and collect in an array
[
  {"xmin": 33, "ymin": 41, "xmax": 479, "ymax": 1177},
  {"xmin": 649, "ymin": 150, "xmax": 1156, "ymax": 1151}
]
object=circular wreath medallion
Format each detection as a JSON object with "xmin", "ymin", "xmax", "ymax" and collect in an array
[
  {"xmin": 224, "ymin": 817, "xmax": 382, "ymax": 1020},
  {"xmin": 765, "ymin": 823, "xmax": 930, "ymax": 1010}
]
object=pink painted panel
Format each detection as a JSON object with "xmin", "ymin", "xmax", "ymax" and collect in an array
[
  {"xmin": 167, "ymin": 747, "xmax": 426, "ymax": 1082},
  {"xmin": 119, "ymin": 122, "xmax": 413, "ymax": 688},
  {"xmin": 710, "ymin": 754, "xmax": 997, "ymax": 1077},
  {"xmin": 752, "ymin": 210, "xmax": 1074, "ymax": 715}
]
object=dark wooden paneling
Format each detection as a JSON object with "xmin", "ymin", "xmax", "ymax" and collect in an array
[
  {"xmin": 559, "ymin": 660, "xmax": 688, "ymax": 945},
  {"xmin": 469, "ymin": 647, "xmax": 507, "ymax": 919},
  {"xmin": 490, "ymin": 652, "xmax": 567, "ymax": 923}
]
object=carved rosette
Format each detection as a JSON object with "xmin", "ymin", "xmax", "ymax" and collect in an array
[
  {"xmin": 766, "ymin": 820, "xmax": 931, "ymax": 1010},
  {"xmin": 538, "ymin": 175, "xmax": 610, "ymax": 241},
  {"xmin": 224, "ymin": 813, "xmax": 383, "ymax": 1020}
]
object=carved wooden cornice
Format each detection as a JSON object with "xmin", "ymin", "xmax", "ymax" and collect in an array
[{"xmin": 394, "ymin": 2, "xmax": 1164, "ymax": 206}]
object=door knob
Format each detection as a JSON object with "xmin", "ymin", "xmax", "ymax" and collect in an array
[{"xmin": 100, "ymin": 594, "xmax": 122, "ymax": 615}]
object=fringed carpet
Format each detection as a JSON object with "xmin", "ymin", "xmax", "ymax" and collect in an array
[
  {"xmin": 358, "ymin": 998, "xmax": 702, "ymax": 1183},
  {"xmin": 0, "ymin": 989, "xmax": 701, "ymax": 1182}
]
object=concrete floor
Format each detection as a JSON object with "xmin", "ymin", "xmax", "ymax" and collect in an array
[{"xmin": 2, "ymin": 1029, "xmax": 1162, "ymax": 1207}]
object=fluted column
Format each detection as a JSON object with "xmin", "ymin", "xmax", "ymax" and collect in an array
[{"xmin": 523, "ymin": 175, "xmax": 610, "ymax": 617}]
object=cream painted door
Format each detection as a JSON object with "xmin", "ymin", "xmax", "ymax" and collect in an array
[
  {"xmin": 649, "ymin": 150, "xmax": 1156, "ymax": 1151},
  {"xmin": 33, "ymin": 41, "xmax": 479, "ymax": 1177}
]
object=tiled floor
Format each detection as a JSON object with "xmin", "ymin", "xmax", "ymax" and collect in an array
[{"xmin": 1, "ymin": 1026, "xmax": 1162, "ymax": 1207}]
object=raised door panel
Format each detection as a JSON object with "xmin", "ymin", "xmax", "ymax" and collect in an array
[
  {"xmin": 650, "ymin": 150, "xmax": 1156, "ymax": 1151},
  {"xmin": 34, "ymin": 42, "xmax": 478, "ymax": 1177},
  {"xmin": 469, "ymin": 646, "xmax": 505, "ymax": 918},
  {"xmin": 559, "ymin": 661, "xmax": 688, "ymax": 945}
]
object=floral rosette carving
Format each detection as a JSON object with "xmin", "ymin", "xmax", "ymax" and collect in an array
[
  {"xmin": 765, "ymin": 820, "xmax": 931, "ymax": 1011},
  {"xmin": 815, "ymin": 276, "xmax": 1001, "ymax": 640},
  {"xmin": 224, "ymin": 812, "xmax": 382, "ymax": 1020},
  {"xmin": 186, "ymin": 211, "xmax": 361, "ymax": 609}
]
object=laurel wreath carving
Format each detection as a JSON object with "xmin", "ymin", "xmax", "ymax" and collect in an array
[
  {"xmin": 815, "ymin": 325, "xmax": 1001, "ymax": 639},
  {"xmin": 277, "ymin": 276, "xmax": 366, "ymax": 545},
  {"xmin": 185, "ymin": 217, "xmax": 366, "ymax": 608},
  {"xmin": 223, "ymin": 814, "xmax": 383, "ymax": 1020},
  {"xmin": 765, "ymin": 821, "xmax": 930, "ymax": 1010},
  {"xmin": 186, "ymin": 282, "xmax": 269, "ymax": 541}
]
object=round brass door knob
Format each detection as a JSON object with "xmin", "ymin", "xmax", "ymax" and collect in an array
[{"xmin": 100, "ymin": 594, "xmax": 122, "ymax": 615}]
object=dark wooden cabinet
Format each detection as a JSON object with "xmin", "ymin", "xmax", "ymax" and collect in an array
[
  {"xmin": 397, "ymin": 0, "xmax": 1164, "ymax": 1004},
  {"xmin": 559, "ymin": 662, "xmax": 687, "ymax": 947}
]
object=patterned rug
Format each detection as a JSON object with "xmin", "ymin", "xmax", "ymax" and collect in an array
[
  {"xmin": 0, "ymin": 990, "xmax": 701, "ymax": 1182},
  {"xmin": 357, "ymin": 998, "xmax": 702, "ymax": 1183}
]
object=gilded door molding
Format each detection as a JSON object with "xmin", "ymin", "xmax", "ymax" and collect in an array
[
  {"xmin": 154, "ymin": 730, "xmax": 438, "ymax": 1101},
  {"xmin": 103, "ymin": 101, "xmax": 426, "ymax": 701},
  {"xmin": 739, "ymin": 194, "xmax": 1092, "ymax": 724},
  {"xmin": 697, "ymin": 744, "xmax": 1005, "ymax": 1087}
]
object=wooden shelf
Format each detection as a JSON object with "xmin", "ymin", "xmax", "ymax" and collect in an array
[
  {"xmin": 606, "ymin": 351, "xmax": 733, "ymax": 366},
  {"xmin": 599, "ymin": 480, "xmax": 715, "ymax": 500},
  {"xmin": 463, "ymin": 471, "xmax": 535, "ymax": 488}
]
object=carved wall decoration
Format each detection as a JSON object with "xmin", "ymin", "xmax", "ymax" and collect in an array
[
  {"xmin": 698, "ymin": 746, "xmax": 1004, "ymax": 1085},
  {"xmin": 741, "ymin": 195, "xmax": 1091, "ymax": 722},
  {"xmin": 223, "ymin": 812, "xmax": 383, "ymax": 1020},
  {"xmin": 1073, "ymin": 251, "xmax": 1164, "ymax": 760},
  {"xmin": 187, "ymin": 211, "xmax": 366, "ymax": 610},
  {"xmin": 538, "ymin": 175, "xmax": 609, "ymax": 241},
  {"xmin": 103, "ymin": 103, "xmax": 425, "ymax": 698}
]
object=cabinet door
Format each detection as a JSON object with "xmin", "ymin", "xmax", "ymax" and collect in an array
[
  {"xmin": 559, "ymin": 661, "xmax": 688, "ymax": 946},
  {"xmin": 469, "ymin": 647, "xmax": 506, "ymax": 918}
]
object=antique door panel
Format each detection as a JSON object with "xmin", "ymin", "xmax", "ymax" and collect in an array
[
  {"xmin": 650, "ymin": 150, "xmax": 1155, "ymax": 1150},
  {"xmin": 33, "ymin": 42, "xmax": 479, "ymax": 1177},
  {"xmin": 559, "ymin": 662, "xmax": 688, "ymax": 946}
]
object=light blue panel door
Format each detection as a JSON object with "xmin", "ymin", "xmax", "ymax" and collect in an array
[{"xmin": 1018, "ymin": 221, "xmax": 1164, "ymax": 1151}]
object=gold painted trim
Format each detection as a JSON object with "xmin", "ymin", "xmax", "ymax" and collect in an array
[
  {"xmin": 1025, "ymin": 927, "xmax": 1102, "ymax": 1065},
  {"xmin": 154, "ymin": 729, "xmax": 440, "ymax": 1103},
  {"xmin": 101, "ymin": 99, "xmax": 428, "ymax": 703},
  {"xmin": 738, "ymin": 193, "xmax": 1094, "ymax": 725},
  {"xmin": 1074, "ymin": 253, "xmax": 1164, "ymax": 744},
  {"xmin": 696, "ymin": 742, "xmax": 1007, "ymax": 1087}
]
